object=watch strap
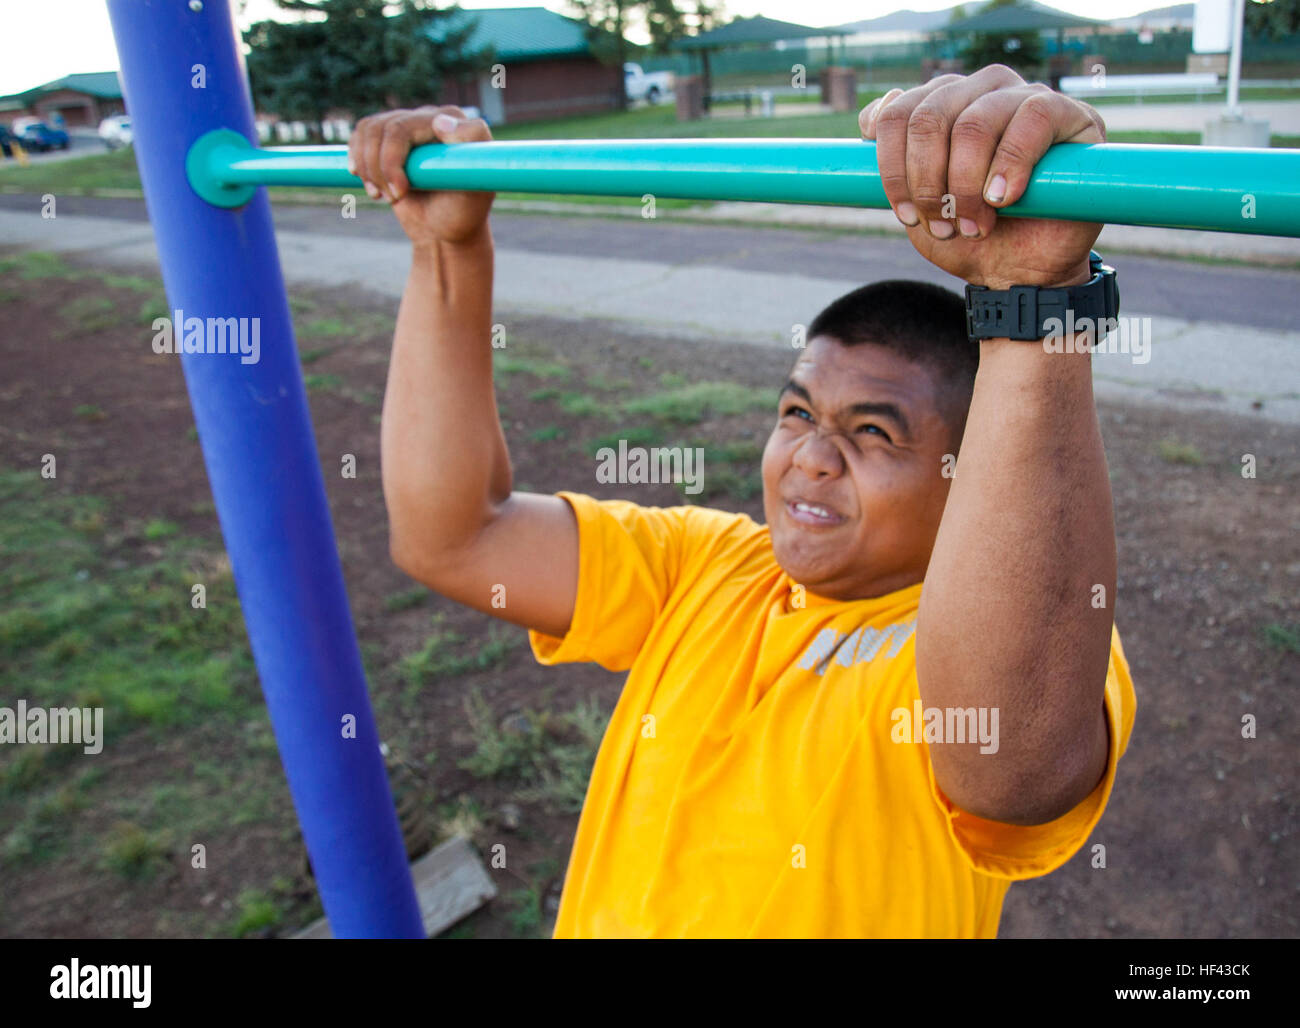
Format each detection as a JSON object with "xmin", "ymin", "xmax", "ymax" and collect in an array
[{"xmin": 964, "ymin": 251, "xmax": 1119, "ymax": 341}]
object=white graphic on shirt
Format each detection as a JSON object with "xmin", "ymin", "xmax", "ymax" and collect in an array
[{"xmin": 796, "ymin": 619, "xmax": 916, "ymax": 676}]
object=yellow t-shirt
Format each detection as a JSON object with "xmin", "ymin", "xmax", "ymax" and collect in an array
[{"xmin": 529, "ymin": 492, "xmax": 1137, "ymax": 938}]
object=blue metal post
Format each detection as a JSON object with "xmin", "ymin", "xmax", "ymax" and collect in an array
[{"xmin": 106, "ymin": 0, "xmax": 424, "ymax": 938}]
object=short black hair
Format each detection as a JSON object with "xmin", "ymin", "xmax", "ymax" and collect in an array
[{"xmin": 806, "ymin": 280, "xmax": 978, "ymax": 444}]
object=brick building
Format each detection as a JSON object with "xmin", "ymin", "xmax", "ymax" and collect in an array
[
  {"xmin": 0, "ymin": 72, "xmax": 125, "ymax": 128},
  {"xmin": 426, "ymin": 6, "xmax": 624, "ymax": 125}
]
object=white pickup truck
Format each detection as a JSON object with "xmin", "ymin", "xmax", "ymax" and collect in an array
[{"xmin": 624, "ymin": 63, "xmax": 674, "ymax": 104}]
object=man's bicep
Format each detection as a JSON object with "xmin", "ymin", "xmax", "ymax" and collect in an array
[{"xmin": 399, "ymin": 491, "xmax": 579, "ymax": 639}]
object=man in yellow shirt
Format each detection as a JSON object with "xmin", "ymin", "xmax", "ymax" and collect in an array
[{"xmin": 352, "ymin": 63, "xmax": 1136, "ymax": 938}]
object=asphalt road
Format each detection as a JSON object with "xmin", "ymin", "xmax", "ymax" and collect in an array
[{"xmin": 2, "ymin": 192, "xmax": 1299, "ymax": 334}]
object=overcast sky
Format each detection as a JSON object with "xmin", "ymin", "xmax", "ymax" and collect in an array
[{"xmin": 1, "ymin": 0, "xmax": 1188, "ymax": 97}]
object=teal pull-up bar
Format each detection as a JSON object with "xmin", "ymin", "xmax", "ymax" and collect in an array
[{"xmin": 186, "ymin": 128, "xmax": 1300, "ymax": 237}]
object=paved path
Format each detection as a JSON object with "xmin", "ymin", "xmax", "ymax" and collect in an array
[
  {"xmin": 1094, "ymin": 98, "xmax": 1300, "ymax": 135},
  {"xmin": 2, "ymin": 200, "xmax": 1297, "ymax": 424}
]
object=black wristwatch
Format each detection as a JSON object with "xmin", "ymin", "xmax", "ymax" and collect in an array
[{"xmin": 964, "ymin": 251, "xmax": 1119, "ymax": 341}]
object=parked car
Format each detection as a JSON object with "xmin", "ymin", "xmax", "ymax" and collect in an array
[
  {"xmin": 98, "ymin": 114, "xmax": 133, "ymax": 149},
  {"xmin": 15, "ymin": 121, "xmax": 69, "ymax": 152},
  {"xmin": 624, "ymin": 63, "xmax": 674, "ymax": 105}
]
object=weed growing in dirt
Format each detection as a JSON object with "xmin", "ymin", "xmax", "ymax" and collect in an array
[
  {"xmin": 494, "ymin": 355, "xmax": 571, "ymax": 380},
  {"xmin": 101, "ymin": 821, "xmax": 172, "ymax": 881},
  {"xmin": 1156, "ymin": 438, "xmax": 1205, "ymax": 466},
  {"xmin": 384, "ymin": 587, "xmax": 429, "ymax": 612},
  {"xmin": 1262, "ymin": 623, "xmax": 1300, "ymax": 653},
  {"xmin": 458, "ymin": 690, "xmax": 608, "ymax": 814}
]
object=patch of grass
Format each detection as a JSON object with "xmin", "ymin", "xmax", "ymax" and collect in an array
[
  {"xmin": 288, "ymin": 294, "xmax": 318, "ymax": 317},
  {"xmin": 458, "ymin": 688, "xmax": 551, "ymax": 780},
  {"xmin": 501, "ymin": 856, "xmax": 562, "ymax": 938},
  {"xmin": 458, "ymin": 689, "xmax": 608, "ymax": 814},
  {"xmin": 636, "ymin": 356, "xmax": 654, "ymax": 370},
  {"xmin": 300, "ymin": 317, "xmax": 350, "ymax": 338},
  {"xmin": 692, "ymin": 466, "xmax": 763, "ymax": 501},
  {"xmin": 436, "ymin": 793, "xmax": 487, "ymax": 842},
  {"xmin": 139, "ymin": 296, "xmax": 169, "ymax": 325},
  {"xmin": 699, "ymin": 438, "xmax": 764, "ymax": 465},
  {"xmin": 399, "ymin": 616, "xmax": 518, "ymax": 689},
  {"xmin": 437, "ymin": 918, "xmax": 478, "ymax": 939},
  {"xmin": 494, "ymin": 355, "xmax": 571, "ymax": 380},
  {"xmin": 71, "ymin": 507, "xmax": 106, "ymax": 535},
  {"xmin": 1262, "ymin": 623, "xmax": 1300, "ymax": 654},
  {"xmin": 585, "ymin": 373, "xmax": 634, "ymax": 392},
  {"xmin": 558, "ymin": 392, "xmax": 612, "ymax": 418},
  {"xmin": 230, "ymin": 889, "xmax": 281, "ymax": 938},
  {"xmin": 528, "ymin": 387, "xmax": 563, "ymax": 403},
  {"xmin": 101, "ymin": 821, "xmax": 171, "ymax": 882},
  {"xmin": 0, "ymin": 750, "xmax": 51, "ymax": 799},
  {"xmin": 529, "ymin": 425, "xmax": 565, "ymax": 442},
  {"xmin": 303, "ymin": 373, "xmax": 344, "ymax": 392},
  {"xmin": 0, "ymin": 470, "xmax": 258, "ymax": 763},
  {"xmin": 74, "ymin": 404, "xmax": 105, "ymax": 422},
  {"xmin": 516, "ymin": 697, "xmax": 609, "ymax": 814},
  {"xmin": 63, "ymin": 295, "xmax": 122, "ymax": 334},
  {"xmin": 504, "ymin": 885, "xmax": 544, "ymax": 937},
  {"xmin": 625, "ymin": 382, "xmax": 779, "ymax": 425},
  {"xmin": 1155, "ymin": 438, "xmax": 1204, "ymax": 466},
  {"xmin": 299, "ymin": 347, "xmax": 331, "ymax": 365},
  {"xmin": 1, "ymin": 777, "xmax": 93, "ymax": 867},
  {"xmin": 0, "ymin": 251, "xmax": 81, "ymax": 281},
  {"xmin": 102, "ymin": 273, "xmax": 159, "ymax": 293},
  {"xmin": 384, "ymin": 587, "xmax": 428, "ymax": 613},
  {"xmin": 143, "ymin": 518, "xmax": 179, "ymax": 540},
  {"xmin": 0, "ymin": 145, "xmax": 143, "ymax": 192}
]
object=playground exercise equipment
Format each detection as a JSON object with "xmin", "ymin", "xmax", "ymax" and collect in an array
[
  {"xmin": 106, "ymin": 0, "xmax": 1300, "ymax": 939},
  {"xmin": 186, "ymin": 131, "xmax": 1300, "ymax": 238}
]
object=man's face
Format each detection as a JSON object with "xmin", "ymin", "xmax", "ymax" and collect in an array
[{"xmin": 761, "ymin": 336, "xmax": 957, "ymax": 601}]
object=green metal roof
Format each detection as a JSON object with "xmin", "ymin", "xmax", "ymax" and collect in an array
[
  {"xmin": 3, "ymin": 71, "xmax": 123, "ymax": 104},
  {"xmin": 944, "ymin": 2, "xmax": 1103, "ymax": 33},
  {"xmin": 423, "ymin": 6, "xmax": 613, "ymax": 62},
  {"xmin": 675, "ymin": 15, "xmax": 847, "ymax": 51}
]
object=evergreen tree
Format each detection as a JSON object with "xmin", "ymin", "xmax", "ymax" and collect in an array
[{"xmin": 245, "ymin": 0, "xmax": 490, "ymax": 139}]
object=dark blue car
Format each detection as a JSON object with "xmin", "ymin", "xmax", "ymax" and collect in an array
[{"xmin": 17, "ymin": 122, "xmax": 70, "ymax": 152}]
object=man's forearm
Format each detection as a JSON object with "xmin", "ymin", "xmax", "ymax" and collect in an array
[
  {"xmin": 382, "ymin": 227, "xmax": 511, "ymax": 571},
  {"xmin": 916, "ymin": 338, "xmax": 1115, "ymax": 825}
]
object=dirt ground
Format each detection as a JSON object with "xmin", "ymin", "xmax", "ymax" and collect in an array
[{"xmin": 1, "ymin": 250, "xmax": 1296, "ymax": 938}]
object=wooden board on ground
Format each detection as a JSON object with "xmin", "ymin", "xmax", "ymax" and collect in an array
[{"xmin": 293, "ymin": 836, "xmax": 497, "ymax": 939}]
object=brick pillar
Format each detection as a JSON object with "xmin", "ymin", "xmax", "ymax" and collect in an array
[
  {"xmin": 1048, "ymin": 55, "xmax": 1071, "ymax": 91},
  {"xmin": 675, "ymin": 75, "xmax": 704, "ymax": 121},
  {"xmin": 827, "ymin": 67, "xmax": 857, "ymax": 113}
]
